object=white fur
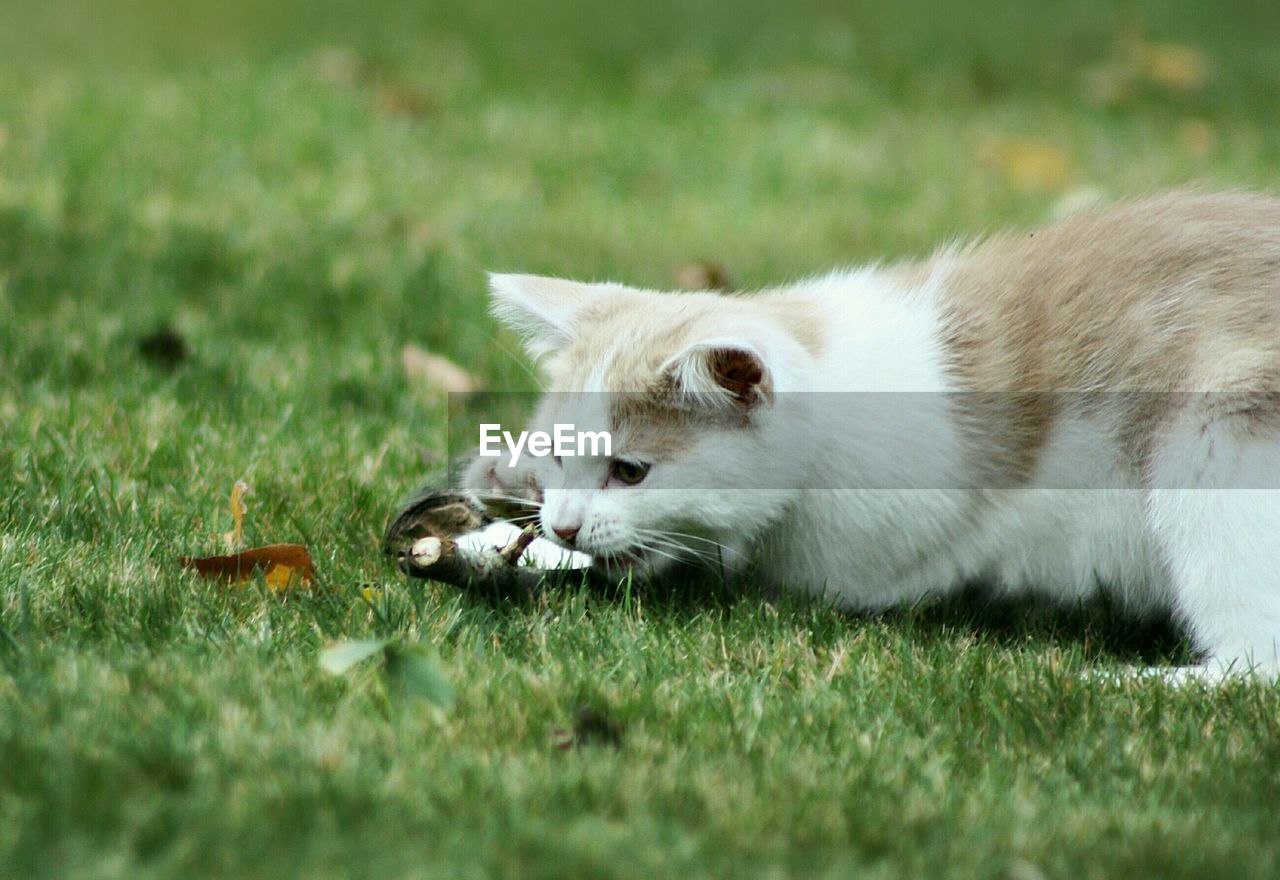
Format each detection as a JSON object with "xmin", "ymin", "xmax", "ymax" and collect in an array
[
  {"xmin": 1145, "ymin": 412, "xmax": 1280, "ymax": 678},
  {"xmin": 456, "ymin": 521, "xmax": 593, "ymax": 570},
  {"xmin": 488, "ymin": 274, "xmax": 623, "ymax": 361}
]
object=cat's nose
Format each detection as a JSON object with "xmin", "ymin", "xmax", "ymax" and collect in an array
[{"xmin": 552, "ymin": 524, "xmax": 581, "ymax": 545}]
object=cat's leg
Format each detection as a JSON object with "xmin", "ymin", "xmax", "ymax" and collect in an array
[
  {"xmin": 1143, "ymin": 406, "xmax": 1280, "ymax": 683},
  {"xmin": 459, "ymin": 449, "xmax": 598, "ymax": 569}
]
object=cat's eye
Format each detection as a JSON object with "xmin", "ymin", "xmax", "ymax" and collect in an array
[{"xmin": 610, "ymin": 459, "xmax": 650, "ymax": 486}]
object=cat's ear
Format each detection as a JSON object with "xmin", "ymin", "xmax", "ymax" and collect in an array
[
  {"xmin": 662, "ymin": 339, "xmax": 774, "ymax": 409},
  {"xmin": 488, "ymin": 273, "xmax": 605, "ymax": 360}
]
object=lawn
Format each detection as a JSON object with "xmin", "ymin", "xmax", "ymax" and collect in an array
[{"xmin": 3, "ymin": 1, "xmax": 1280, "ymax": 877}]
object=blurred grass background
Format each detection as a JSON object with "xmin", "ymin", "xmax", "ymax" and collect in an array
[{"xmin": 3, "ymin": 1, "xmax": 1280, "ymax": 878}]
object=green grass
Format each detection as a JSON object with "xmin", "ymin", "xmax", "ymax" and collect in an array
[{"xmin": 4, "ymin": 1, "xmax": 1280, "ymax": 877}]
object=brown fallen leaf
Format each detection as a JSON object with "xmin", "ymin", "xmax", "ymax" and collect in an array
[
  {"xmin": 373, "ymin": 83, "xmax": 439, "ymax": 119},
  {"xmin": 401, "ymin": 344, "xmax": 479, "ymax": 394},
  {"xmin": 180, "ymin": 543, "xmax": 315, "ymax": 591},
  {"xmin": 978, "ymin": 137, "xmax": 1072, "ymax": 193},
  {"xmin": 1082, "ymin": 29, "xmax": 1209, "ymax": 105},
  {"xmin": 674, "ymin": 260, "xmax": 734, "ymax": 292},
  {"xmin": 1135, "ymin": 41, "xmax": 1207, "ymax": 92}
]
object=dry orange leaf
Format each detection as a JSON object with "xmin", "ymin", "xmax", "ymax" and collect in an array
[
  {"xmin": 181, "ymin": 543, "xmax": 315, "ymax": 591},
  {"xmin": 979, "ymin": 137, "xmax": 1072, "ymax": 193},
  {"xmin": 373, "ymin": 83, "xmax": 439, "ymax": 119},
  {"xmin": 401, "ymin": 344, "xmax": 479, "ymax": 394},
  {"xmin": 1082, "ymin": 32, "xmax": 1209, "ymax": 105},
  {"xmin": 1135, "ymin": 41, "xmax": 1207, "ymax": 92}
]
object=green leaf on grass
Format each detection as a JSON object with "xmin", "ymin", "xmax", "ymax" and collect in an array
[
  {"xmin": 386, "ymin": 644, "xmax": 455, "ymax": 709},
  {"xmin": 319, "ymin": 638, "xmax": 391, "ymax": 675}
]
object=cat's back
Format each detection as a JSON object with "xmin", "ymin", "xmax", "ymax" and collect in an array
[{"xmin": 933, "ymin": 190, "xmax": 1280, "ymax": 393}]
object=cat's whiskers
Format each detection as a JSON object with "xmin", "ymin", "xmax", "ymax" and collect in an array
[
  {"xmin": 632, "ymin": 532, "xmax": 713, "ymax": 563},
  {"xmin": 632, "ymin": 533, "xmax": 732, "ymax": 570},
  {"xmin": 478, "ymin": 492, "xmax": 545, "ymax": 510},
  {"xmin": 475, "ymin": 326, "xmax": 547, "ymax": 391},
  {"xmin": 630, "ymin": 538, "xmax": 686, "ymax": 567},
  {"xmin": 633, "ymin": 527, "xmax": 746, "ymax": 562}
]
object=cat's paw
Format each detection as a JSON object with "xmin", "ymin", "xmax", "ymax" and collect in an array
[
  {"xmin": 462, "ymin": 450, "xmax": 544, "ymax": 525},
  {"xmin": 455, "ymin": 520, "xmax": 592, "ymax": 570}
]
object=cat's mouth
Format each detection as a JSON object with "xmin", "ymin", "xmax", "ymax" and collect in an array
[{"xmin": 590, "ymin": 546, "xmax": 654, "ymax": 576}]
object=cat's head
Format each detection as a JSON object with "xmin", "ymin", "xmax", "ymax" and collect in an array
[{"xmin": 472, "ymin": 273, "xmax": 821, "ymax": 577}]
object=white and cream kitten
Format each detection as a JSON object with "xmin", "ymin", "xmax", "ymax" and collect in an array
[{"xmin": 466, "ymin": 191, "xmax": 1280, "ymax": 680}]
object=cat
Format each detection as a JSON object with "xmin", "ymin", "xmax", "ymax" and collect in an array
[{"xmin": 464, "ymin": 190, "xmax": 1280, "ymax": 681}]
